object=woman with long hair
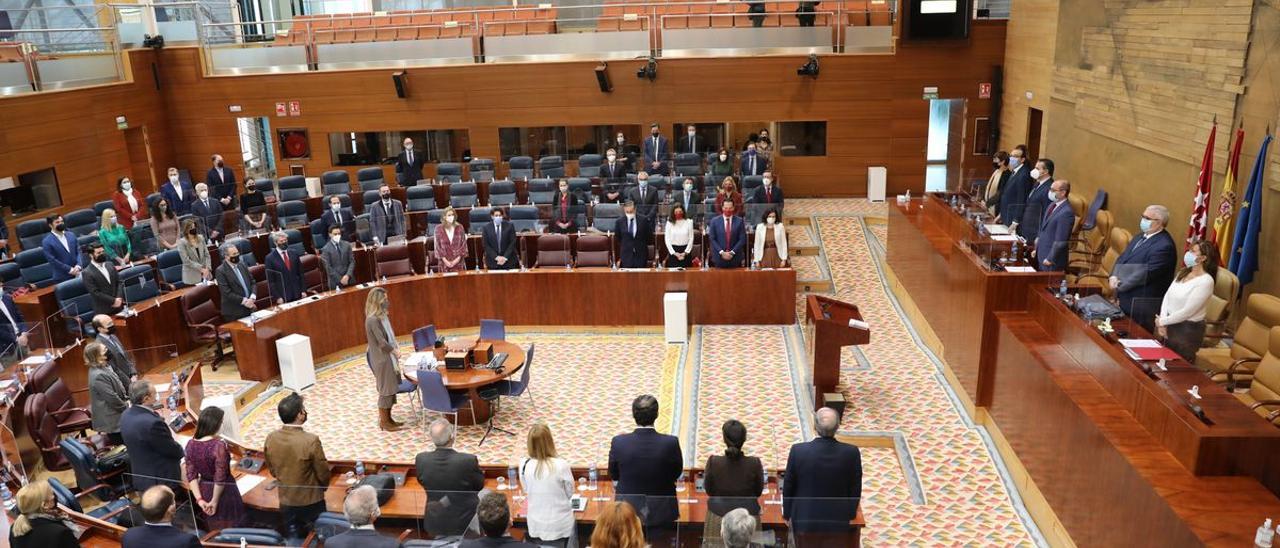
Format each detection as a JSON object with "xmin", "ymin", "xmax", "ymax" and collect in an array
[
  {"xmin": 9, "ymin": 481, "xmax": 77, "ymax": 548},
  {"xmin": 752, "ymin": 208, "xmax": 788, "ymax": 268},
  {"xmin": 702, "ymin": 419, "xmax": 764, "ymax": 542},
  {"xmin": 98, "ymin": 208, "xmax": 131, "ymax": 266},
  {"xmin": 178, "ymin": 218, "xmax": 212, "ymax": 285},
  {"xmin": 590, "ymin": 501, "xmax": 646, "ymax": 548},
  {"xmin": 112, "ymin": 176, "xmax": 145, "ymax": 229},
  {"xmin": 434, "ymin": 206, "xmax": 467, "ymax": 272},
  {"xmin": 1156, "ymin": 239, "xmax": 1219, "ymax": 361},
  {"xmin": 184, "ymin": 406, "xmax": 246, "ymax": 529},
  {"xmin": 86, "ymin": 342, "xmax": 127, "ymax": 445},
  {"xmin": 985, "ymin": 151, "xmax": 1011, "ymax": 216},
  {"xmin": 365, "ymin": 287, "xmax": 405, "ymax": 431},
  {"xmin": 152, "ymin": 197, "xmax": 180, "ymax": 250},
  {"xmin": 664, "ymin": 203, "xmax": 695, "ymax": 268},
  {"xmin": 715, "ymin": 176, "xmax": 744, "ymax": 218},
  {"xmin": 519, "ymin": 423, "xmax": 575, "ymax": 547}
]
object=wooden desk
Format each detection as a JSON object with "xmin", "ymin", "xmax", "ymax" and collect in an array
[
  {"xmin": 1023, "ymin": 287, "xmax": 1280, "ymax": 491},
  {"xmin": 401, "ymin": 340, "xmax": 525, "ymax": 425},
  {"xmin": 991, "ymin": 310, "xmax": 1280, "ymax": 546},
  {"xmin": 115, "ymin": 289, "xmax": 196, "ymax": 371},
  {"xmin": 886, "ymin": 194, "xmax": 1057, "ymax": 408},
  {"xmin": 225, "ymin": 268, "xmax": 795, "ymax": 382}
]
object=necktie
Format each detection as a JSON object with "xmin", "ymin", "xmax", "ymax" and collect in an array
[
  {"xmin": 407, "ymin": 150, "xmax": 413, "ymax": 165},
  {"xmin": 336, "ymin": 211, "xmax": 342, "ymax": 225},
  {"xmin": 766, "ymin": 188, "xmax": 772, "ymax": 202},
  {"xmin": 725, "ymin": 218, "xmax": 731, "ymax": 239},
  {"xmin": 640, "ymin": 187, "xmax": 645, "ymax": 201},
  {"xmin": 282, "ymin": 251, "xmax": 291, "ymax": 270},
  {"xmin": 1045, "ymin": 201, "xmax": 1058, "ymax": 221},
  {"xmin": 751, "ymin": 157, "xmax": 757, "ymax": 174},
  {"xmin": 203, "ymin": 199, "xmax": 209, "ymax": 209},
  {"xmin": 630, "ymin": 218, "xmax": 635, "ymax": 237},
  {"xmin": 496, "ymin": 223, "xmax": 501, "ymax": 243},
  {"xmin": 653, "ymin": 137, "xmax": 659, "ymax": 159},
  {"xmin": 232, "ymin": 266, "xmax": 248, "ymax": 295},
  {"xmin": 690, "ymin": 137, "xmax": 695, "ymax": 153}
]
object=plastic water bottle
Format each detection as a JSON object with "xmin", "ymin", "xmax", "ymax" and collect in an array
[
  {"xmin": 43, "ymin": 349, "xmax": 53, "ymax": 363},
  {"xmin": 1059, "ymin": 278, "xmax": 1069, "ymax": 298},
  {"xmin": 167, "ymin": 394, "xmax": 177, "ymax": 412},
  {"xmin": 1, "ymin": 484, "xmax": 15, "ymax": 511},
  {"xmin": 588, "ymin": 463, "xmax": 598, "ymax": 491},
  {"xmin": 762, "ymin": 469, "xmax": 770, "ymax": 495},
  {"xmin": 355, "ymin": 460, "xmax": 365, "ymax": 478},
  {"xmin": 1255, "ymin": 518, "xmax": 1275, "ymax": 547},
  {"xmin": 171, "ymin": 371, "xmax": 180, "ymax": 388},
  {"xmin": 1010, "ymin": 240, "xmax": 1020, "ymax": 262},
  {"xmin": 507, "ymin": 465, "xmax": 518, "ymax": 490}
]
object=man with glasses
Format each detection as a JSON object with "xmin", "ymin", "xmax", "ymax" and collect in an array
[{"xmin": 1110, "ymin": 204, "xmax": 1177, "ymax": 332}]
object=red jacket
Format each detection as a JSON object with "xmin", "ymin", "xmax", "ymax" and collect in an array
[{"xmin": 113, "ymin": 190, "xmax": 147, "ymax": 229}]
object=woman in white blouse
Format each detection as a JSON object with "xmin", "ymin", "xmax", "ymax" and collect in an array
[
  {"xmin": 664, "ymin": 203, "xmax": 695, "ymax": 268},
  {"xmin": 752, "ymin": 208, "xmax": 788, "ymax": 268},
  {"xmin": 1156, "ymin": 240, "xmax": 1218, "ymax": 361},
  {"xmin": 519, "ymin": 423, "xmax": 575, "ymax": 547}
]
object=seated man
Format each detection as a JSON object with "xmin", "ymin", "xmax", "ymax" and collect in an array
[
  {"xmin": 191, "ymin": 182, "xmax": 225, "ymax": 241},
  {"xmin": 482, "ymin": 208, "xmax": 519, "ymax": 270},
  {"xmin": 709, "ymin": 201, "xmax": 747, "ymax": 268},
  {"xmin": 459, "ymin": 492, "xmax": 538, "ymax": 547},
  {"xmin": 122, "ymin": 485, "xmax": 201, "ymax": 548},
  {"xmin": 615, "ymin": 201, "xmax": 651, "ymax": 269},
  {"xmin": 264, "ymin": 231, "xmax": 305, "ymax": 305},
  {"xmin": 82, "ymin": 243, "xmax": 124, "ymax": 315},
  {"xmin": 325, "ymin": 485, "xmax": 401, "ymax": 548},
  {"xmin": 416, "ymin": 418, "xmax": 485, "ymax": 538}
]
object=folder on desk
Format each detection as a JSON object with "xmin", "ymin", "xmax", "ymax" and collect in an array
[{"xmin": 1120, "ymin": 340, "xmax": 1181, "ymax": 361}]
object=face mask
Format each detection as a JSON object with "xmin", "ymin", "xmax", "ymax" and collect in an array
[
  {"xmin": 684, "ymin": 184, "xmax": 693, "ymax": 192},
  {"xmin": 1139, "ymin": 218, "xmax": 1154, "ymax": 233},
  {"xmin": 674, "ymin": 211, "xmax": 685, "ymax": 220},
  {"xmin": 763, "ymin": 178, "xmax": 772, "ymax": 186},
  {"xmin": 106, "ymin": 216, "xmax": 115, "ymax": 225},
  {"xmin": 158, "ymin": 203, "xmax": 167, "ymax": 211},
  {"xmin": 747, "ymin": 149, "xmax": 756, "ymax": 155},
  {"xmin": 169, "ymin": 175, "xmax": 179, "ymax": 183},
  {"xmin": 380, "ymin": 193, "xmax": 390, "ymax": 200},
  {"xmin": 719, "ymin": 154, "xmax": 727, "ymax": 161},
  {"xmin": 638, "ymin": 180, "xmax": 647, "ymax": 187},
  {"xmin": 187, "ymin": 230, "xmax": 197, "ymax": 238},
  {"xmin": 607, "ymin": 154, "xmax": 616, "ymax": 161},
  {"xmin": 560, "ymin": 187, "xmax": 569, "ymax": 194},
  {"xmin": 404, "ymin": 143, "xmax": 413, "ymax": 150},
  {"xmin": 331, "ymin": 203, "xmax": 341, "ymax": 211},
  {"xmin": 493, "ymin": 217, "xmax": 503, "ymax": 225},
  {"xmin": 92, "ymin": 254, "xmax": 105, "ymax": 264},
  {"xmin": 1009, "ymin": 157, "xmax": 1021, "ymax": 168},
  {"xmin": 625, "ymin": 214, "xmax": 635, "ymax": 221},
  {"xmin": 228, "ymin": 255, "xmax": 240, "ymax": 264},
  {"xmin": 199, "ymin": 191, "xmax": 209, "ymax": 200},
  {"xmin": 277, "ymin": 242, "xmax": 288, "ymax": 251},
  {"xmin": 121, "ymin": 182, "xmax": 132, "ymax": 192},
  {"xmin": 617, "ymin": 137, "xmax": 624, "ymax": 144},
  {"xmin": 651, "ymin": 131, "xmax": 659, "ymax": 137},
  {"xmin": 688, "ymin": 131, "xmax": 696, "ymax": 137},
  {"xmin": 104, "ymin": 325, "xmax": 116, "ymax": 335},
  {"xmin": 766, "ymin": 217, "xmax": 776, "ymax": 225},
  {"xmin": 216, "ymin": 160, "xmax": 225, "ymax": 168},
  {"xmin": 54, "ymin": 223, "xmax": 65, "ymax": 232},
  {"xmin": 1047, "ymin": 191, "xmax": 1058, "ymax": 203},
  {"xmin": 445, "ymin": 215, "xmax": 455, "ymax": 223},
  {"xmin": 246, "ymin": 184, "xmax": 255, "ymax": 192},
  {"xmin": 1183, "ymin": 251, "xmax": 1197, "ymax": 268},
  {"xmin": 1030, "ymin": 168, "xmax": 1042, "ymax": 180},
  {"xmin": 331, "ymin": 234, "xmax": 342, "ymax": 243}
]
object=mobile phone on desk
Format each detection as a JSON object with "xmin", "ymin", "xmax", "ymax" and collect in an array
[{"xmin": 571, "ymin": 495, "xmax": 587, "ymax": 512}]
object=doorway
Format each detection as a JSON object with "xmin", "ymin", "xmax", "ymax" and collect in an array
[
  {"xmin": 237, "ymin": 117, "xmax": 277, "ymax": 181},
  {"xmin": 123, "ymin": 126, "xmax": 156, "ymax": 193},
  {"xmin": 1026, "ymin": 107, "xmax": 1043, "ymax": 163},
  {"xmin": 925, "ymin": 98, "xmax": 966, "ymax": 192}
]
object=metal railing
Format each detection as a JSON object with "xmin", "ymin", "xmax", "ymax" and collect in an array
[{"xmin": 0, "ymin": 27, "xmax": 125, "ymax": 95}]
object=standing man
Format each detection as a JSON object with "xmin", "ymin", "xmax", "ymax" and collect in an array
[
  {"xmin": 320, "ymin": 225, "xmax": 355, "ymax": 290},
  {"xmin": 1015, "ymin": 158, "xmax": 1054, "ymax": 242},
  {"xmin": 482, "ymin": 208, "xmax": 519, "ymax": 270},
  {"xmin": 265, "ymin": 231, "xmax": 304, "ymax": 305},
  {"xmin": 642, "ymin": 123, "xmax": 670, "ymax": 175},
  {"xmin": 0, "ymin": 290, "xmax": 29, "ymax": 365},
  {"xmin": 1110, "ymin": 205, "xmax": 1178, "ymax": 332},
  {"xmin": 615, "ymin": 202, "xmax": 652, "ymax": 268},
  {"xmin": 92, "ymin": 315, "xmax": 137, "ymax": 389},
  {"xmin": 205, "ymin": 153, "xmax": 237, "ymax": 211},
  {"xmin": 996, "ymin": 144, "xmax": 1032, "ymax": 226},
  {"xmin": 740, "ymin": 143, "xmax": 767, "ymax": 177},
  {"xmin": 119, "ymin": 380, "xmax": 185, "ymax": 494},
  {"xmin": 609, "ymin": 395, "xmax": 683, "ymax": 541},
  {"xmin": 1034, "ymin": 180, "xmax": 1075, "ymax": 272},
  {"xmin": 263, "ymin": 393, "xmax": 332, "ymax": 540},
  {"xmin": 709, "ymin": 201, "xmax": 747, "ymax": 268},
  {"xmin": 82, "ymin": 243, "xmax": 124, "ymax": 315},
  {"xmin": 160, "ymin": 167, "xmax": 195, "ymax": 216},
  {"xmin": 395, "ymin": 137, "xmax": 426, "ymax": 187},
  {"xmin": 320, "ymin": 195, "xmax": 355, "ymax": 241},
  {"xmin": 215, "ymin": 243, "xmax": 256, "ymax": 321},
  {"xmin": 783, "ymin": 407, "xmax": 862, "ymax": 546},
  {"xmin": 601, "ymin": 148, "xmax": 630, "ymax": 203},
  {"xmin": 41, "ymin": 214, "xmax": 83, "ymax": 283},
  {"xmin": 370, "ymin": 185, "xmax": 406, "ymax": 245},
  {"xmin": 191, "ymin": 182, "xmax": 225, "ymax": 241},
  {"xmin": 415, "ymin": 418, "xmax": 485, "ymax": 538},
  {"xmin": 752, "ymin": 170, "xmax": 785, "ymax": 222},
  {"xmin": 625, "ymin": 171, "xmax": 660, "ymax": 224},
  {"xmin": 680, "ymin": 124, "xmax": 703, "ymax": 155}
]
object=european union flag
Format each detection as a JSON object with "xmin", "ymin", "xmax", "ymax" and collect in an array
[{"xmin": 1228, "ymin": 133, "xmax": 1270, "ymax": 285}]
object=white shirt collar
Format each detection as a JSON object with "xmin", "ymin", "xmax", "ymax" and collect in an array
[
  {"xmin": 353, "ymin": 524, "xmax": 376, "ymax": 530},
  {"xmin": 144, "ymin": 521, "xmax": 173, "ymax": 527}
]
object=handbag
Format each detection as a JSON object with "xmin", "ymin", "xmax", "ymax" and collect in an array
[
  {"xmin": 1074, "ymin": 294, "xmax": 1124, "ymax": 320},
  {"xmin": 355, "ymin": 473, "xmax": 396, "ymax": 505}
]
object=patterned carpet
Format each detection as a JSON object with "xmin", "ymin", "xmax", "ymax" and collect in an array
[{"xmin": 229, "ymin": 198, "xmax": 1043, "ymax": 546}]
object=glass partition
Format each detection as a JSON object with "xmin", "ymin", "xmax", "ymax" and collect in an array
[
  {"xmin": 778, "ymin": 121, "xmax": 827, "ymax": 156},
  {"xmin": 329, "ymin": 130, "xmax": 469, "ymax": 166},
  {"xmin": 498, "ymin": 127, "xmax": 567, "ymax": 161}
]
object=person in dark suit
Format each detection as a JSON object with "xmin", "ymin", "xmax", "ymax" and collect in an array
[
  {"xmin": 41, "ymin": 214, "xmax": 82, "ymax": 283},
  {"xmin": 1034, "ymin": 180, "xmax": 1075, "ymax": 272},
  {"xmin": 122, "ymin": 486, "xmax": 201, "ymax": 548},
  {"xmin": 996, "ymin": 145, "xmax": 1032, "ymax": 226},
  {"xmin": 416, "ymin": 418, "xmax": 485, "ymax": 538},
  {"xmin": 795, "ymin": 0, "xmax": 819, "ymax": 26},
  {"xmin": 325, "ymin": 485, "xmax": 402, "ymax": 548},
  {"xmin": 1110, "ymin": 204, "xmax": 1178, "ymax": 332},
  {"xmin": 703, "ymin": 419, "xmax": 763, "ymax": 541},
  {"xmin": 265, "ymin": 231, "xmax": 305, "ymax": 305},
  {"xmin": 672, "ymin": 177, "xmax": 702, "ymax": 217},
  {"xmin": 783, "ymin": 407, "xmax": 862, "ymax": 545},
  {"xmin": 642, "ymin": 123, "xmax": 670, "ymax": 175},
  {"xmin": 370, "ymin": 185, "xmax": 406, "ymax": 245},
  {"xmin": 321, "ymin": 225, "xmax": 355, "ymax": 290},
  {"xmin": 601, "ymin": 147, "xmax": 631, "ymax": 203},
  {"xmin": 263, "ymin": 393, "xmax": 332, "ymax": 539},
  {"xmin": 0, "ymin": 291, "xmax": 30, "ymax": 366},
  {"xmin": 482, "ymin": 208, "xmax": 519, "ymax": 270},
  {"xmin": 615, "ymin": 202, "xmax": 652, "ymax": 268},
  {"xmin": 214, "ymin": 243, "xmax": 256, "ymax": 321},
  {"xmin": 9, "ymin": 481, "xmax": 79, "ymax": 548},
  {"xmin": 160, "ymin": 167, "xmax": 195, "ymax": 216},
  {"xmin": 608, "ymin": 394, "xmax": 683, "ymax": 537},
  {"xmin": 709, "ymin": 201, "xmax": 747, "ymax": 268},
  {"xmin": 679, "ymin": 124, "xmax": 705, "ymax": 155},
  {"xmin": 82, "ymin": 243, "xmax": 124, "ymax": 315},
  {"xmin": 320, "ymin": 195, "xmax": 356, "ymax": 241},
  {"xmin": 459, "ymin": 492, "xmax": 538, "ymax": 548},
  {"xmin": 205, "ymin": 153, "xmax": 237, "ymax": 211},
  {"xmin": 191, "ymin": 183, "xmax": 225, "ymax": 241},
  {"xmin": 395, "ymin": 137, "xmax": 426, "ymax": 187},
  {"xmin": 0, "ymin": 212, "xmax": 8, "ymax": 260},
  {"xmin": 751, "ymin": 170, "xmax": 785, "ymax": 222},
  {"xmin": 984, "ymin": 151, "xmax": 1012, "ymax": 216},
  {"xmin": 625, "ymin": 171, "xmax": 660, "ymax": 223},
  {"xmin": 120, "ymin": 380, "xmax": 184, "ymax": 494},
  {"xmin": 1015, "ymin": 158, "xmax": 1055, "ymax": 242},
  {"xmin": 93, "ymin": 315, "xmax": 137, "ymax": 389},
  {"xmin": 739, "ymin": 143, "xmax": 767, "ymax": 177},
  {"xmin": 549, "ymin": 179, "xmax": 580, "ymax": 234}
]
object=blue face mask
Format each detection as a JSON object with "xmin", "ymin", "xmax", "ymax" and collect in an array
[
  {"xmin": 1183, "ymin": 251, "xmax": 1198, "ymax": 268},
  {"xmin": 1009, "ymin": 157, "xmax": 1021, "ymax": 169},
  {"xmin": 1139, "ymin": 218, "xmax": 1153, "ymax": 233}
]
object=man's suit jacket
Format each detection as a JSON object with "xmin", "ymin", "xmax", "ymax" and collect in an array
[
  {"xmin": 215, "ymin": 261, "xmax": 254, "ymax": 321},
  {"xmin": 121, "ymin": 523, "xmax": 201, "ymax": 548},
  {"xmin": 642, "ymin": 135, "xmax": 670, "ymax": 174},
  {"xmin": 752, "ymin": 184, "xmax": 785, "ymax": 208},
  {"xmin": 264, "ymin": 248, "xmax": 305, "ymax": 303},
  {"xmin": 608, "ymin": 428, "xmax": 683, "ymax": 527},
  {"xmin": 415, "ymin": 448, "xmax": 485, "ymax": 537},
  {"xmin": 97, "ymin": 333, "xmax": 137, "ymax": 389},
  {"xmin": 0, "ymin": 293, "xmax": 25, "ymax": 355},
  {"xmin": 395, "ymin": 150, "xmax": 426, "ymax": 186},
  {"xmin": 601, "ymin": 159, "xmax": 630, "ymax": 180},
  {"xmin": 191, "ymin": 197, "xmax": 224, "ymax": 237},
  {"xmin": 263, "ymin": 426, "xmax": 332, "ymax": 507},
  {"xmin": 679, "ymin": 135, "xmax": 704, "ymax": 155},
  {"xmin": 739, "ymin": 153, "xmax": 767, "ymax": 176},
  {"xmin": 82, "ymin": 263, "xmax": 123, "ymax": 315},
  {"xmin": 325, "ymin": 528, "xmax": 403, "ymax": 548},
  {"xmin": 1035, "ymin": 200, "xmax": 1075, "ymax": 271},
  {"xmin": 998, "ymin": 165, "xmax": 1032, "ymax": 225},
  {"xmin": 321, "ymin": 239, "xmax": 354, "ymax": 289},
  {"xmin": 205, "ymin": 166, "xmax": 238, "ymax": 208},
  {"xmin": 160, "ymin": 181, "xmax": 196, "ymax": 216},
  {"xmin": 370, "ymin": 199, "xmax": 406, "ymax": 243},
  {"xmin": 320, "ymin": 208, "xmax": 356, "ymax": 240},
  {"xmin": 782, "ymin": 437, "xmax": 862, "ymax": 532},
  {"xmin": 708, "ymin": 215, "xmax": 747, "ymax": 268},
  {"xmin": 672, "ymin": 189, "xmax": 703, "ymax": 217},
  {"xmin": 42, "ymin": 231, "xmax": 82, "ymax": 283},
  {"xmin": 119, "ymin": 405, "xmax": 183, "ymax": 492},
  {"xmin": 615, "ymin": 216, "xmax": 652, "ymax": 268},
  {"xmin": 1017, "ymin": 178, "xmax": 1053, "ymax": 241},
  {"xmin": 625, "ymin": 185, "xmax": 660, "ymax": 222},
  {"xmin": 458, "ymin": 537, "xmax": 538, "ymax": 548},
  {"xmin": 1113, "ymin": 229, "xmax": 1177, "ymax": 323},
  {"xmin": 88, "ymin": 365, "xmax": 128, "ymax": 434},
  {"xmin": 482, "ymin": 220, "xmax": 519, "ymax": 270}
]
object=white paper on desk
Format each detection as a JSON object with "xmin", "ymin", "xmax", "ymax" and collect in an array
[
  {"xmin": 19, "ymin": 356, "xmax": 47, "ymax": 366},
  {"xmin": 984, "ymin": 224, "xmax": 1010, "ymax": 235},
  {"xmin": 236, "ymin": 474, "xmax": 267, "ymax": 495},
  {"xmin": 404, "ymin": 352, "xmax": 436, "ymax": 368},
  {"xmin": 990, "ymin": 234, "xmax": 1019, "ymax": 242},
  {"xmin": 1119, "ymin": 338, "xmax": 1161, "ymax": 348},
  {"xmin": 154, "ymin": 382, "xmax": 171, "ymax": 394},
  {"xmin": 1004, "ymin": 266, "xmax": 1037, "ymax": 273}
]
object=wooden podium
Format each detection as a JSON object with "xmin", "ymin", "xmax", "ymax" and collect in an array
[{"xmin": 805, "ymin": 295, "xmax": 871, "ymax": 408}]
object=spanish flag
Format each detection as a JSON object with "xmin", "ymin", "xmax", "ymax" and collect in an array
[{"xmin": 1212, "ymin": 125, "xmax": 1244, "ymax": 260}]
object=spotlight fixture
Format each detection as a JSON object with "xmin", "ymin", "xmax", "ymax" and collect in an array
[
  {"xmin": 797, "ymin": 54, "xmax": 819, "ymax": 78},
  {"xmin": 142, "ymin": 34, "xmax": 166, "ymax": 49},
  {"xmin": 635, "ymin": 57, "xmax": 657, "ymax": 81}
]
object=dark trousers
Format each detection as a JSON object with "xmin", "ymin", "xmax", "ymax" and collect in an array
[
  {"xmin": 1165, "ymin": 320, "xmax": 1206, "ymax": 362},
  {"xmin": 281, "ymin": 501, "xmax": 326, "ymax": 538}
]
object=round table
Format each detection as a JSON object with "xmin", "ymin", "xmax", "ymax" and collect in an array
[{"xmin": 402, "ymin": 339, "xmax": 525, "ymax": 426}]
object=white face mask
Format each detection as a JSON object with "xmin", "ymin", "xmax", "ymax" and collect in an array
[
  {"xmin": 617, "ymin": 137, "xmax": 625, "ymax": 144},
  {"xmin": 331, "ymin": 203, "xmax": 341, "ymax": 211},
  {"xmin": 169, "ymin": 175, "xmax": 179, "ymax": 183},
  {"xmin": 331, "ymin": 234, "xmax": 342, "ymax": 243},
  {"xmin": 684, "ymin": 185, "xmax": 693, "ymax": 192},
  {"xmin": 121, "ymin": 182, "xmax": 132, "ymax": 192},
  {"xmin": 766, "ymin": 217, "xmax": 776, "ymax": 225},
  {"xmin": 625, "ymin": 214, "xmax": 635, "ymax": 221},
  {"xmin": 1030, "ymin": 168, "xmax": 1043, "ymax": 180},
  {"xmin": 493, "ymin": 217, "xmax": 502, "ymax": 226},
  {"xmin": 607, "ymin": 154, "xmax": 616, "ymax": 161},
  {"xmin": 199, "ymin": 191, "xmax": 208, "ymax": 200},
  {"xmin": 560, "ymin": 187, "xmax": 569, "ymax": 194},
  {"xmin": 763, "ymin": 178, "xmax": 772, "ymax": 186},
  {"xmin": 638, "ymin": 179, "xmax": 647, "ymax": 187},
  {"xmin": 445, "ymin": 215, "xmax": 455, "ymax": 223},
  {"xmin": 404, "ymin": 142, "xmax": 413, "ymax": 150},
  {"xmin": 719, "ymin": 154, "xmax": 727, "ymax": 161},
  {"xmin": 105, "ymin": 216, "xmax": 115, "ymax": 225},
  {"xmin": 688, "ymin": 131, "xmax": 696, "ymax": 137}
]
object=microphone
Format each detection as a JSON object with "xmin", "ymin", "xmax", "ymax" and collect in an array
[{"xmin": 564, "ymin": 230, "xmax": 571, "ymax": 270}]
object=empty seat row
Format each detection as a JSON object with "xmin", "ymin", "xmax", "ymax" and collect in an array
[{"xmin": 283, "ymin": 7, "xmax": 557, "ymax": 44}]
